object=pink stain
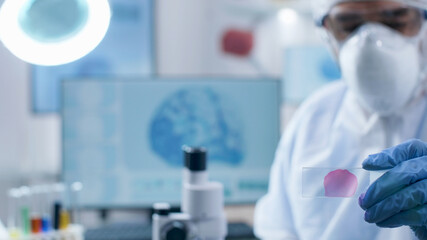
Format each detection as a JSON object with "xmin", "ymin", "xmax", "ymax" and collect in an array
[{"xmin": 324, "ymin": 169, "xmax": 358, "ymax": 197}]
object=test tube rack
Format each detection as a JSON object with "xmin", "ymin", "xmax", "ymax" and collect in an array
[{"xmin": 6, "ymin": 183, "xmax": 83, "ymax": 240}]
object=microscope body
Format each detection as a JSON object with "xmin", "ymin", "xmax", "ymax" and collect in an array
[{"xmin": 152, "ymin": 147, "xmax": 227, "ymax": 240}]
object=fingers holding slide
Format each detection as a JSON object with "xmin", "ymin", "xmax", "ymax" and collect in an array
[
  {"xmin": 363, "ymin": 139, "xmax": 427, "ymax": 171},
  {"xmin": 363, "ymin": 179, "xmax": 427, "ymax": 223},
  {"xmin": 359, "ymin": 158, "xmax": 427, "ymax": 210}
]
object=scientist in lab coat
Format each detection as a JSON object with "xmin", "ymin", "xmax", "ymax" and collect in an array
[{"xmin": 254, "ymin": 0, "xmax": 427, "ymax": 239}]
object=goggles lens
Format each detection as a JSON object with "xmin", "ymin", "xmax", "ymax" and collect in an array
[{"xmin": 324, "ymin": 3, "xmax": 424, "ymax": 41}]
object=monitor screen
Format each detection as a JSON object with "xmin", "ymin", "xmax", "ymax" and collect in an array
[
  {"xmin": 32, "ymin": 0, "xmax": 154, "ymax": 113},
  {"xmin": 62, "ymin": 78, "xmax": 280, "ymax": 208}
]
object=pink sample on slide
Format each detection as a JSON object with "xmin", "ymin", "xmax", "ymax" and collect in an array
[{"xmin": 323, "ymin": 169, "xmax": 358, "ymax": 197}]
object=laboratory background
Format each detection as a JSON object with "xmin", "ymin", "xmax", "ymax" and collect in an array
[{"xmin": 0, "ymin": 0, "xmax": 341, "ymax": 239}]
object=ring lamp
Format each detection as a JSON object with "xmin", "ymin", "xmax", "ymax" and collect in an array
[{"xmin": 0, "ymin": 0, "xmax": 111, "ymax": 66}]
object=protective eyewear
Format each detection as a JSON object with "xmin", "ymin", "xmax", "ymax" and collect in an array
[{"xmin": 322, "ymin": 4, "xmax": 425, "ymax": 41}]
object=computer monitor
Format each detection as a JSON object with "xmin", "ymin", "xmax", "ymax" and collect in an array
[{"xmin": 62, "ymin": 78, "xmax": 280, "ymax": 208}]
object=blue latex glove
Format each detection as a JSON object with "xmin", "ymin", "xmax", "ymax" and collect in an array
[{"xmin": 358, "ymin": 139, "xmax": 427, "ymax": 240}]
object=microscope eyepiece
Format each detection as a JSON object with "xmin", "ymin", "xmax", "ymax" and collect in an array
[{"xmin": 182, "ymin": 146, "xmax": 207, "ymax": 171}]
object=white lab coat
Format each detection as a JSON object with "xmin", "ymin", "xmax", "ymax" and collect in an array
[{"xmin": 254, "ymin": 81, "xmax": 427, "ymax": 240}]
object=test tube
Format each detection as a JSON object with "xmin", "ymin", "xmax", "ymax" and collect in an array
[
  {"xmin": 59, "ymin": 210, "xmax": 70, "ymax": 230},
  {"xmin": 19, "ymin": 186, "xmax": 31, "ymax": 235},
  {"xmin": 51, "ymin": 183, "xmax": 65, "ymax": 231},
  {"xmin": 7, "ymin": 188, "xmax": 22, "ymax": 238},
  {"xmin": 7, "ymin": 189, "xmax": 19, "ymax": 229},
  {"xmin": 53, "ymin": 202, "xmax": 61, "ymax": 231},
  {"xmin": 39, "ymin": 185, "xmax": 51, "ymax": 233},
  {"xmin": 70, "ymin": 182, "xmax": 83, "ymax": 225},
  {"xmin": 30, "ymin": 185, "xmax": 43, "ymax": 234}
]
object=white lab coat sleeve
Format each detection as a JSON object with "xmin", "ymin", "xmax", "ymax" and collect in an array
[{"xmin": 253, "ymin": 113, "xmax": 302, "ymax": 240}]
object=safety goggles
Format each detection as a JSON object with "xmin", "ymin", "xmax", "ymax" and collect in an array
[{"xmin": 322, "ymin": 2, "xmax": 425, "ymax": 41}]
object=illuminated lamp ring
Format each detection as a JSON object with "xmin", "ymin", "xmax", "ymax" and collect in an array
[{"xmin": 0, "ymin": 0, "xmax": 111, "ymax": 66}]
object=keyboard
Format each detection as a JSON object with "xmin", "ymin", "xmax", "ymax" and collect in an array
[{"xmin": 85, "ymin": 222, "xmax": 257, "ymax": 240}]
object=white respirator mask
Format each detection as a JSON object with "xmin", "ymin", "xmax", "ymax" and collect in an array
[{"xmin": 338, "ymin": 23, "xmax": 426, "ymax": 116}]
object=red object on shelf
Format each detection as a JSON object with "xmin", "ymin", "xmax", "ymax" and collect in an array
[{"xmin": 221, "ymin": 29, "xmax": 254, "ymax": 57}]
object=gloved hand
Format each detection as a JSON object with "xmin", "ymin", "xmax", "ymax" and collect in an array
[{"xmin": 358, "ymin": 139, "xmax": 427, "ymax": 240}]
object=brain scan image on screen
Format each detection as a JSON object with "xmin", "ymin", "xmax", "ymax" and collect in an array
[{"xmin": 149, "ymin": 87, "xmax": 244, "ymax": 167}]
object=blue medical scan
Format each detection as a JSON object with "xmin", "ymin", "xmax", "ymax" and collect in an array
[{"xmin": 150, "ymin": 87, "xmax": 244, "ymax": 167}]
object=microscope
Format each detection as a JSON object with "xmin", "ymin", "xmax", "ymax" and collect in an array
[{"xmin": 152, "ymin": 146, "xmax": 227, "ymax": 240}]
